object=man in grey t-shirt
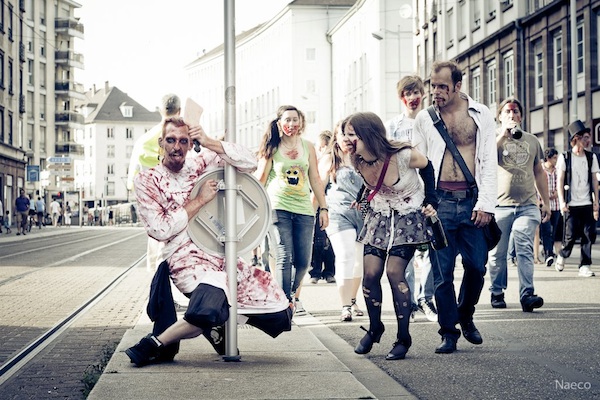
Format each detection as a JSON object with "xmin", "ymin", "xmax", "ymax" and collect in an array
[{"xmin": 488, "ymin": 97, "xmax": 550, "ymax": 312}]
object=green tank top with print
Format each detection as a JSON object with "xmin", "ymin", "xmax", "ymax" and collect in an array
[{"xmin": 266, "ymin": 138, "xmax": 314, "ymax": 216}]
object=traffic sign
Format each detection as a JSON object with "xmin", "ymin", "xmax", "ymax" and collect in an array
[
  {"xmin": 47, "ymin": 164, "xmax": 72, "ymax": 170},
  {"xmin": 48, "ymin": 156, "xmax": 71, "ymax": 164}
]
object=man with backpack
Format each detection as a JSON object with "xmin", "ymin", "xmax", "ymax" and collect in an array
[{"xmin": 555, "ymin": 120, "xmax": 599, "ymax": 277}]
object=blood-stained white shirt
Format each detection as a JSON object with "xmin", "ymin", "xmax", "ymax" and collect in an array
[{"xmin": 134, "ymin": 142, "xmax": 289, "ymax": 314}]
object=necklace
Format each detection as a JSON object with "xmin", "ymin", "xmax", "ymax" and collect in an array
[
  {"xmin": 281, "ymin": 136, "xmax": 299, "ymax": 150},
  {"xmin": 360, "ymin": 156, "xmax": 379, "ymax": 166}
]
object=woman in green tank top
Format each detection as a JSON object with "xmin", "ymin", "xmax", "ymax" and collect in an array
[{"xmin": 256, "ymin": 105, "xmax": 329, "ymax": 307}]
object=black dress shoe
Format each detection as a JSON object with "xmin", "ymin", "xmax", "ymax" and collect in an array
[
  {"xmin": 460, "ymin": 321, "xmax": 483, "ymax": 345},
  {"xmin": 354, "ymin": 323, "xmax": 385, "ymax": 354},
  {"xmin": 435, "ymin": 336, "xmax": 457, "ymax": 354},
  {"xmin": 385, "ymin": 341, "xmax": 409, "ymax": 360},
  {"xmin": 521, "ymin": 294, "xmax": 544, "ymax": 312}
]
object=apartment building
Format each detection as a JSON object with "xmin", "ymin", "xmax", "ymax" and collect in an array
[
  {"xmin": 0, "ymin": 0, "xmax": 26, "ymax": 216},
  {"xmin": 0, "ymin": 0, "xmax": 85, "ymax": 217},
  {"xmin": 415, "ymin": 0, "xmax": 600, "ymax": 153},
  {"xmin": 185, "ymin": 0, "xmax": 359, "ymax": 148},
  {"xmin": 77, "ymin": 83, "xmax": 160, "ymax": 208}
]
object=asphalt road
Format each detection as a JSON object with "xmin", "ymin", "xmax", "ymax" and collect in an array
[
  {"xmin": 300, "ymin": 255, "xmax": 600, "ymax": 400},
  {"xmin": 1, "ymin": 227, "xmax": 599, "ymax": 399}
]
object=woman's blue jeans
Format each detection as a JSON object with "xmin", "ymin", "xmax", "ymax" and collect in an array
[{"xmin": 269, "ymin": 210, "xmax": 315, "ymax": 301}]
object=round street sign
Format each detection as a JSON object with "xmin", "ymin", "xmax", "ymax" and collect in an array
[{"xmin": 187, "ymin": 168, "xmax": 271, "ymax": 256}]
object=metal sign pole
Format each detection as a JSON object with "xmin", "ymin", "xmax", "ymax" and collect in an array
[{"xmin": 223, "ymin": 0, "xmax": 240, "ymax": 361}]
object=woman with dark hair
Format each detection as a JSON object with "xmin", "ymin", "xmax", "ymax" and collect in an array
[
  {"xmin": 346, "ymin": 111, "xmax": 438, "ymax": 360},
  {"xmin": 256, "ymin": 105, "xmax": 329, "ymax": 308},
  {"xmin": 317, "ymin": 119, "xmax": 365, "ymax": 322}
]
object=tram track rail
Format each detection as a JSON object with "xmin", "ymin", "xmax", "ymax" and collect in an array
[
  {"xmin": 0, "ymin": 255, "xmax": 145, "ymax": 386},
  {"xmin": 0, "ymin": 228, "xmax": 150, "ymax": 396},
  {"xmin": 0, "ymin": 231, "xmax": 138, "ymax": 287}
]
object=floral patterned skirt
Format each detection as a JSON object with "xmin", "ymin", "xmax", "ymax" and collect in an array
[{"xmin": 358, "ymin": 208, "xmax": 432, "ymax": 251}]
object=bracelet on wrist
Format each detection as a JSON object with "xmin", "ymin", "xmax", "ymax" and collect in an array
[{"xmin": 320, "ymin": 207, "xmax": 328, "ymax": 212}]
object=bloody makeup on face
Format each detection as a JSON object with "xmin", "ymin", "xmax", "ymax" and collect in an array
[
  {"xmin": 502, "ymin": 103, "xmax": 522, "ymax": 121},
  {"xmin": 402, "ymin": 89, "xmax": 423, "ymax": 109},
  {"xmin": 279, "ymin": 110, "xmax": 300, "ymax": 136}
]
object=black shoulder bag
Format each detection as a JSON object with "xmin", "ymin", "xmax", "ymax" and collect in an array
[{"xmin": 427, "ymin": 106, "xmax": 501, "ymax": 251}]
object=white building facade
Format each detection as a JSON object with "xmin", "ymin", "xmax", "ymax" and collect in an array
[{"xmin": 77, "ymin": 83, "xmax": 160, "ymax": 208}]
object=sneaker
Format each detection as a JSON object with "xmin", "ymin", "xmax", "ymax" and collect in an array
[
  {"xmin": 510, "ymin": 257, "xmax": 517, "ymax": 268},
  {"xmin": 491, "ymin": 293, "xmax": 507, "ymax": 309},
  {"xmin": 340, "ymin": 306, "xmax": 352, "ymax": 322},
  {"xmin": 294, "ymin": 298, "xmax": 306, "ymax": 315},
  {"xmin": 125, "ymin": 334, "xmax": 162, "ymax": 367},
  {"xmin": 545, "ymin": 256, "xmax": 554, "ymax": 267},
  {"xmin": 555, "ymin": 255, "xmax": 565, "ymax": 272},
  {"xmin": 325, "ymin": 276, "xmax": 336, "ymax": 284},
  {"xmin": 418, "ymin": 298, "xmax": 438, "ymax": 322},
  {"xmin": 309, "ymin": 277, "xmax": 319, "ymax": 284},
  {"xmin": 251, "ymin": 255, "xmax": 259, "ymax": 266},
  {"xmin": 578, "ymin": 265, "xmax": 596, "ymax": 277}
]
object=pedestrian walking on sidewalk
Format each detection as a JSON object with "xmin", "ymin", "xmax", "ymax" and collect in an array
[
  {"xmin": 386, "ymin": 74, "xmax": 438, "ymax": 322},
  {"xmin": 348, "ymin": 112, "xmax": 438, "ymax": 361},
  {"xmin": 539, "ymin": 148, "xmax": 561, "ymax": 267},
  {"xmin": 15, "ymin": 189, "xmax": 30, "ymax": 236},
  {"xmin": 413, "ymin": 60, "xmax": 497, "ymax": 354},
  {"xmin": 255, "ymin": 105, "xmax": 329, "ymax": 310},
  {"xmin": 308, "ymin": 130, "xmax": 336, "ymax": 285},
  {"xmin": 125, "ymin": 117, "xmax": 292, "ymax": 367},
  {"xmin": 50, "ymin": 199, "xmax": 61, "ymax": 227},
  {"xmin": 317, "ymin": 119, "xmax": 365, "ymax": 322},
  {"xmin": 487, "ymin": 97, "xmax": 550, "ymax": 312},
  {"xmin": 555, "ymin": 120, "xmax": 599, "ymax": 277},
  {"xmin": 3, "ymin": 210, "xmax": 11, "ymax": 234},
  {"xmin": 35, "ymin": 197, "xmax": 45, "ymax": 229}
]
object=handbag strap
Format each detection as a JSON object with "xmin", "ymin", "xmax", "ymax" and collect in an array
[
  {"xmin": 366, "ymin": 154, "xmax": 391, "ymax": 201},
  {"xmin": 427, "ymin": 106, "xmax": 477, "ymax": 189}
]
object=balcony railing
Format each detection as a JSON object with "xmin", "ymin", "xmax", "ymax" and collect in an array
[
  {"xmin": 55, "ymin": 81, "xmax": 86, "ymax": 99},
  {"xmin": 19, "ymin": 94, "xmax": 25, "ymax": 114},
  {"xmin": 19, "ymin": 42, "xmax": 25, "ymax": 63},
  {"xmin": 55, "ymin": 111, "xmax": 84, "ymax": 125},
  {"xmin": 54, "ymin": 50, "xmax": 84, "ymax": 69},
  {"xmin": 55, "ymin": 142, "xmax": 84, "ymax": 156},
  {"xmin": 55, "ymin": 18, "xmax": 84, "ymax": 39}
]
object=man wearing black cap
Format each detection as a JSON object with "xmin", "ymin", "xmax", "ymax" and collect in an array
[{"xmin": 556, "ymin": 120, "xmax": 599, "ymax": 277}]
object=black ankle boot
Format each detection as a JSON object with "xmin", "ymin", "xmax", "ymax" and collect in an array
[
  {"xmin": 385, "ymin": 341, "xmax": 410, "ymax": 360},
  {"xmin": 354, "ymin": 323, "xmax": 385, "ymax": 354}
]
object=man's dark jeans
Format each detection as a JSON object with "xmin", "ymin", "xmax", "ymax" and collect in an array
[
  {"xmin": 430, "ymin": 192, "xmax": 487, "ymax": 340},
  {"xmin": 540, "ymin": 210, "xmax": 561, "ymax": 258}
]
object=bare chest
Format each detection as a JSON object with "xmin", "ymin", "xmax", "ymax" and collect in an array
[{"xmin": 443, "ymin": 114, "xmax": 477, "ymax": 146}]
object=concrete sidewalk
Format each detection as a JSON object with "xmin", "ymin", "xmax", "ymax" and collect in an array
[{"xmin": 88, "ymin": 296, "xmax": 416, "ymax": 400}]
